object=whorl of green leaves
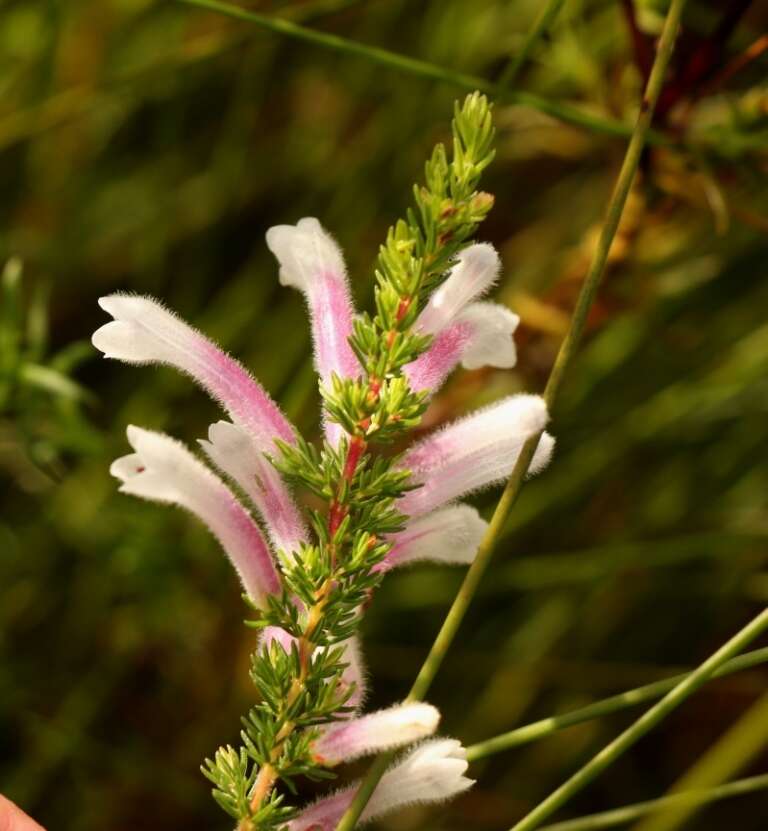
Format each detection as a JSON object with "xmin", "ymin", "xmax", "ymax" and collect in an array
[{"xmin": 202, "ymin": 93, "xmax": 496, "ymax": 830}]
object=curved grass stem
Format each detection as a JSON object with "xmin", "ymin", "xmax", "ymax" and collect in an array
[
  {"xmin": 499, "ymin": 0, "xmax": 567, "ymax": 88},
  {"xmin": 174, "ymin": 0, "xmax": 669, "ymax": 144},
  {"xmin": 334, "ymin": 0, "xmax": 688, "ymax": 827}
]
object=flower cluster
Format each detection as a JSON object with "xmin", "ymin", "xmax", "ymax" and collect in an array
[{"xmin": 93, "ymin": 94, "xmax": 552, "ymax": 829}]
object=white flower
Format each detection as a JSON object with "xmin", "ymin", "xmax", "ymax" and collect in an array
[
  {"xmin": 380, "ymin": 505, "xmax": 487, "ymax": 572},
  {"xmin": 289, "ymin": 739, "xmax": 473, "ymax": 830}
]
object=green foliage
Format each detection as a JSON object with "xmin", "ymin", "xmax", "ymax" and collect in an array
[
  {"xmin": 0, "ymin": 258, "xmax": 99, "ymax": 476},
  {"xmin": 202, "ymin": 93, "xmax": 497, "ymax": 828},
  {"xmin": 349, "ymin": 93, "xmax": 496, "ymax": 395}
]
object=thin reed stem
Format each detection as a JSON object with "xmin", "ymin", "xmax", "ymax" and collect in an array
[
  {"xmin": 498, "ymin": 0, "xmax": 567, "ymax": 88},
  {"xmin": 465, "ymin": 646, "xmax": 768, "ymax": 760},
  {"xmin": 334, "ymin": 1, "xmax": 687, "ymax": 827},
  {"xmin": 535, "ymin": 773, "xmax": 768, "ymax": 831},
  {"xmin": 632, "ymin": 691, "xmax": 768, "ymax": 831},
  {"xmin": 509, "ymin": 608, "xmax": 768, "ymax": 831}
]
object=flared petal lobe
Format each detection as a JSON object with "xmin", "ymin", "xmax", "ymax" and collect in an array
[
  {"xmin": 92, "ymin": 295, "xmax": 295, "ymax": 449},
  {"xmin": 289, "ymin": 739, "xmax": 473, "ymax": 830},
  {"xmin": 111, "ymin": 426, "xmax": 281, "ymax": 607},
  {"xmin": 415, "ymin": 243, "xmax": 500, "ymax": 335},
  {"xmin": 200, "ymin": 421, "xmax": 307, "ymax": 557},
  {"xmin": 311, "ymin": 702, "xmax": 440, "ymax": 765},
  {"xmin": 378, "ymin": 505, "xmax": 487, "ymax": 572},
  {"xmin": 398, "ymin": 395, "xmax": 554, "ymax": 517},
  {"xmin": 266, "ymin": 218, "xmax": 359, "ymax": 386},
  {"xmin": 404, "ymin": 302, "xmax": 519, "ymax": 392}
]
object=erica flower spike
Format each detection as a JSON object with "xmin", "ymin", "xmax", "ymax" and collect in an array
[{"xmin": 94, "ymin": 93, "xmax": 553, "ymax": 829}]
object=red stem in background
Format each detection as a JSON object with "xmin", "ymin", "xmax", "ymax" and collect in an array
[
  {"xmin": 656, "ymin": 0, "xmax": 754, "ymax": 119},
  {"xmin": 622, "ymin": 0, "xmax": 653, "ymax": 84}
]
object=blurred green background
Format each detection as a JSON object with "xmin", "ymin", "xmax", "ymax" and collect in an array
[{"xmin": 1, "ymin": 0, "xmax": 767, "ymax": 828}]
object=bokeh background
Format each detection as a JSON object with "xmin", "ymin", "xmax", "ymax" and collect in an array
[{"xmin": 1, "ymin": 0, "xmax": 767, "ymax": 828}]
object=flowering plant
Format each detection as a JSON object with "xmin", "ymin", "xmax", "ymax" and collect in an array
[{"xmin": 93, "ymin": 93, "xmax": 552, "ymax": 830}]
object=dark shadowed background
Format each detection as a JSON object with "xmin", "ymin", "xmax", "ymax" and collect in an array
[{"xmin": 1, "ymin": 0, "xmax": 767, "ymax": 828}]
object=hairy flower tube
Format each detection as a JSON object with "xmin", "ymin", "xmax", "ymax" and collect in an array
[{"xmin": 94, "ymin": 94, "xmax": 552, "ymax": 830}]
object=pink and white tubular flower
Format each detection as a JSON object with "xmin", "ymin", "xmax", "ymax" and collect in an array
[
  {"xmin": 110, "ymin": 426, "xmax": 281, "ymax": 607},
  {"xmin": 92, "ymin": 294, "xmax": 307, "ymax": 557},
  {"xmin": 398, "ymin": 394, "xmax": 554, "ymax": 518},
  {"xmin": 200, "ymin": 421, "xmax": 306, "ymax": 558},
  {"xmin": 92, "ymin": 295, "xmax": 296, "ymax": 449},
  {"xmin": 403, "ymin": 243, "xmax": 520, "ymax": 394},
  {"xmin": 311, "ymin": 702, "xmax": 440, "ymax": 765},
  {"xmin": 415, "ymin": 243, "xmax": 500, "ymax": 336},
  {"xmin": 378, "ymin": 504, "xmax": 488, "ymax": 573},
  {"xmin": 266, "ymin": 218, "xmax": 360, "ymax": 446},
  {"xmin": 405, "ymin": 302, "xmax": 519, "ymax": 392},
  {"xmin": 96, "ymin": 219, "xmax": 551, "ymax": 821},
  {"xmin": 289, "ymin": 739, "xmax": 473, "ymax": 830}
]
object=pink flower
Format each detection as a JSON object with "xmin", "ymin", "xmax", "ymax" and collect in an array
[
  {"xmin": 266, "ymin": 218, "xmax": 360, "ymax": 446},
  {"xmin": 92, "ymin": 295, "xmax": 295, "ymax": 448},
  {"xmin": 398, "ymin": 394, "xmax": 554, "ymax": 517},
  {"xmin": 200, "ymin": 421, "xmax": 306, "ymax": 559},
  {"xmin": 111, "ymin": 426, "xmax": 281, "ymax": 607},
  {"xmin": 311, "ymin": 702, "xmax": 440, "ymax": 765},
  {"xmin": 415, "ymin": 243, "xmax": 500, "ymax": 335},
  {"xmin": 404, "ymin": 302, "xmax": 519, "ymax": 392},
  {"xmin": 93, "ymin": 295, "xmax": 306, "ymax": 558}
]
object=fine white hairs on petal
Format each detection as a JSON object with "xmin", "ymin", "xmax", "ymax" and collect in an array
[
  {"xmin": 416, "ymin": 243, "xmax": 500, "ymax": 335},
  {"xmin": 339, "ymin": 635, "xmax": 368, "ymax": 711},
  {"xmin": 265, "ymin": 217, "xmax": 359, "ymax": 384},
  {"xmin": 366, "ymin": 738, "xmax": 473, "ymax": 821},
  {"xmin": 111, "ymin": 426, "xmax": 281, "ymax": 606},
  {"xmin": 380, "ymin": 505, "xmax": 487, "ymax": 572},
  {"xmin": 265, "ymin": 218, "xmax": 346, "ymax": 294},
  {"xmin": 311, "ymin": 702, "xmax": 440, "ymax": 765},
  {"xmin": 457, "ymin": 301, "xmax": 519, "ymax": 370},
  {"xmin": 289, "ymin": 739, "xmax": 473, "ymax": 830},
  {"xmin": 200, "ymin": 420, "xmax": 307, "ymax": 558},
  {"xmin": 265, "ymin": 218, "xmax": 360, "ymax": 447},
  {"xmin": 398, "ymin": 394, "xmax": 553, "ymax": 517},
  {"xmin": 92, "ymin": 294, "xmax": 295, "ymax": 450}
]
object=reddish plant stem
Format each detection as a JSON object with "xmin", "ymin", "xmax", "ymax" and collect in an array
[
  {"xmin": 328, "ymin": 434, "xmax": 367, "ymax": 537},
  {"xmin": 656, "ymin": 0, "xmax": 753, "ymax": 119},
  {"xmin": 622, "ymin": 0, "xmax": 653, "ymax": 83}
]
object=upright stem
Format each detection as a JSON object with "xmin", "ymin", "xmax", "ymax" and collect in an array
[
  {"xmin": 334, "ymin": 2, "xmax": 687, "ymax": 828},
  {"xmin": 509, "ymin": 608, "xmax": 768, "ymax": 831},
  {"xmin": 499, "ymin": 0, "xmax": 567, "ymax": 89}
]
